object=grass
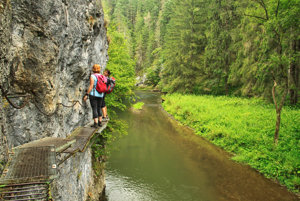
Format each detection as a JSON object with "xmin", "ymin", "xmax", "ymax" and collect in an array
[
  {"xmin": 162, "ymin": 93, "xmax": 300, "ymax": 193},
  {"xmin": 132, "ymin": 102, "xmax": 144, "ymax": 110}
]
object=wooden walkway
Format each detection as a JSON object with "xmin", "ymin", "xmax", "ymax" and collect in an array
[{"xmin": 0, "ymin": 121, "xmax": 108, "ymax": 201}]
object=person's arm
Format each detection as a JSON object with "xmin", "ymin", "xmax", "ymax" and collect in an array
[{"xmin": 83, "ymin": 76, "xmax": 94, "ymax": 101}]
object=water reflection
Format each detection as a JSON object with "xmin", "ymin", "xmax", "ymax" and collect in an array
[{"xmin": 105, "ymin": 169, "xmax": 172, "ymax": 201}]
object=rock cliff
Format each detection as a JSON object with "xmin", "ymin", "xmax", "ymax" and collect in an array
[{"xmin": 0, "ymin": 0, "xmax": 108, "ymax": 200}]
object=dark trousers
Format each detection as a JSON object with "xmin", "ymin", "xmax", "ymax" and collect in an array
[
  {"xmin": 89, "ymin": 95, "xmax": 103, "ymax": 119},
  {"xmin": 101, "ymin": 93, "xmax": 106, "ymax": 108}
]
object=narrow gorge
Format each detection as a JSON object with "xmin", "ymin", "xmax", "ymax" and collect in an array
[{"xmin": 0, "ymin": 0, "xmax": 108, "ymax": 200}]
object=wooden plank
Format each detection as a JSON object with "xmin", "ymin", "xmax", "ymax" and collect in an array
[
  {"xmin": 63, "ymin": 121, "xmax": 108, "ymax": 153},
  {"xmin": 15, "ymin": 137, "xmax": 76, "ymax": 153}
]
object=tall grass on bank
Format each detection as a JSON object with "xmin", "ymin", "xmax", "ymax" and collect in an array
[{"xmin": 162, "ymin": 94, "xmax": 300, "ymax": 192}]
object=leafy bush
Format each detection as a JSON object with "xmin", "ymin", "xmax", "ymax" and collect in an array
[
  {"xmin": 132, "ymin": 102, "xmax": 144, "ymax": 110},
  {"xmin": 104, "ymin": 23, "xmax": 136, "ymax": 113},
  {"xmin": 92, "ymin": 119, "xmax": 128, "ymax": 160}
]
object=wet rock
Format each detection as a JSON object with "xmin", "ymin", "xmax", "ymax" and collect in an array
[{"xmin": 135, "ymin": 74, "xmax": 147, "ymax": 86}]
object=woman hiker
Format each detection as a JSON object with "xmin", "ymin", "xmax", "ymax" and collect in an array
[{"xmin": 83, "ymin": 64, "xmax": 104, "ymax": 128}]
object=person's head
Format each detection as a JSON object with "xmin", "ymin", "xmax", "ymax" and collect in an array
[
  {"xmin": 92, "ymin": 64, "xmax": 101, "ymax": 73},
  {"xmin": 104, "ymin": 69, "xmax": 111, "ymax": 77}
]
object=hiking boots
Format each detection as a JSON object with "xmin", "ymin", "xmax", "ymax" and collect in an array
[
  {"xmin": 102, "ymin": 116, "xmax": 109, "ymax": 122},
  {"xmin": 92, "ymin": 122, "xmax": 98, "ymax": 128},
  {"xmin": 98, "ymin": 121, "xmax": 102, "ymax": 127}
]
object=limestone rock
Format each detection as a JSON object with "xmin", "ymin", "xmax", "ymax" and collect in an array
[{"xmin": 0, "ymin": 0, "xmax": 108, "ymax": 200}]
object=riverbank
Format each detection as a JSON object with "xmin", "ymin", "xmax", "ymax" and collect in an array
[{"xmin": 162, "ymin": 93, "xmax": 300, "ymax": 193}]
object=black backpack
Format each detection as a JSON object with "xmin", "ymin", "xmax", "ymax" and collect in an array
[{"xmin": 106, "ymin": 77, "xmax": 116, "ymax": 94}]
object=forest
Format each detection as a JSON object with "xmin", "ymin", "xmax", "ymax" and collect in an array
[
  {"xmin": 103, "ymin": 0, "xmax": 299, "ymax": 104},
  {"xmin": 101, "ymin": 0, "xmax": 299, "ymax": 193}
]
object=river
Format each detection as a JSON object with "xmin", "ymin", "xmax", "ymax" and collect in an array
[{"xmin": 103, "ymin": 91, "xmax": 298, "ymax": 201}]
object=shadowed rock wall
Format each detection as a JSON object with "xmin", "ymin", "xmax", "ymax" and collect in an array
[{"xmin": 0, "ymin": 0, "xmax": 108, "ymax": 200}]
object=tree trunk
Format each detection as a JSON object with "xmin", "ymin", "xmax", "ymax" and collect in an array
[
  {"xmin": 289, "ymin": 39, "xmax": 299, "ymax": 105},
  {"xmin": 272, "ymin": 81, "xmax": 288, "ymax": 145},
  {"xmin": 274, "ymin": 112, "xmax": 281, "ymax": 145},
  {"xmin": 289, "ymin": 64, "xmax": 298, "ymax": 105},
  {"xmin": 224, "ymin": 73, "xmax": 229, "ymax": 96}
]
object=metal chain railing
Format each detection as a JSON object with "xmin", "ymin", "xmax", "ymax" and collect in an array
[
  {"xmin": 0, "ymin": 84, "xmax": 31, "ymax": 109},
  {"xmin": 0, "ymin": 84, "xmax": 85, "ymax": 116},
  {"xmin": 4, "ymin": 94, "xmax": 30, "ymax": 109},
  {"xmin": 58, "ymin": 100, "xmax": 83, "ymax": 108},
  {"xmin": 32, "ymin": 99, "xmax": 84, "ymax": 117},
  {"xmin": 32, "ymin": 98, "xmax": 60, "ymax": 117}
]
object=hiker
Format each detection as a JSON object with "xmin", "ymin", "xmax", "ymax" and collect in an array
[
  {"xmin": 83, "ymin": 64, "xmax": 104, "ymax": 128},
  {"xmin": 101, "ymin": 69, "xmax": 111, "ymax": 121}
]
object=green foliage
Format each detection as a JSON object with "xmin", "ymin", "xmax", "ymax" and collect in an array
[
  {"xmin": 104, "ymin": 0, "xmax": 300, "ymax": 105},
  {"xmin": 132, "ymin": 101, "xmax": 144, "ymax": 110},
  {"xmin": 104, "ymin": 23, "xmax": 136, "ymax": 112},
  {"xmin": 230, "ymin": 0, "xmax": 300, "ymax": 100},
  {"xmin": 92, "ymin": 119, "xmax": 128, "ymax": 159},
  {"xmin": 201, "ymin": 0, "xmax": 240, "ymax": 95},
  {"xmin": 162, "ymin": 93, "xmax": 300, "ymax": 192},
  {"xmin": 135, "ymin": 85, "xmax": 154, "ymax": 91},
  {"xmin": 145, "ymin": 65, "xmax": 161, "ymax": 87},
  {"xmin": 161, "ymin": 0, "xmax": 206, "ymax": 93},
  {"xmin": 104, "ymin": 0, "xmax": 163, "ymax": 75}
]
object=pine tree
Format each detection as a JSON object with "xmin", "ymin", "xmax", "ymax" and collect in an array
[
  {"xmin": 202, "ymin": 0, "xmax": 240, "ymax": 95},
  {"xmin": 161, "ymin": 0, "xmax": 206, "ymax": 93}
]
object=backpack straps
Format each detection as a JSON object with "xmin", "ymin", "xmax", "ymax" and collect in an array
[{"xmin": 91, "ymin": 74, "xmax": 97, "ymax": 96}]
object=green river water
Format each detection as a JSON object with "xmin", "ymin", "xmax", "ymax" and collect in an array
[{"xmin": 103, "ymin": 91, "xmax": 298, "ymax": 201}]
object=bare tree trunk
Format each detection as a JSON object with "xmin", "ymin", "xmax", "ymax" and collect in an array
[
  {"xmin": 272, "ymin": 80, "xmax": 288, "ymax": 145},
  {"xmin": 274, "ymin": 111, "xmax": 281, "ymax": 145},
  {"xmin": 289, "ymin": 39, "xmax": 299, "ymax": 105},
  {"xmin": 224, "ymin": 73, "xmax": 229, "ymax": 96}
]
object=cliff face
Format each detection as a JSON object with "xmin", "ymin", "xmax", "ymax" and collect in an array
[{"xmin": 0, "ymin": 0, "xmax": 108, "ymax": 200}]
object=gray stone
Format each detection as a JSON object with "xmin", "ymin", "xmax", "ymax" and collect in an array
[{"xmin": 0, "ymin": 0, "xmax": 108, "ymax": 200}]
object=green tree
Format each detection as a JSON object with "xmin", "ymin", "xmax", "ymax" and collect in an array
[
  {"xmin": 202, "ymin": 0, "xmax": 240, "ymax": 95},
  {"xmin": 105, "ymin": 24, "xmax": 136, "ymax": 111},
  {"xmin": 133, "ymin": 11, "xmax": 147, "ymax": 72},
  {"xmin": 161, "ymin": 0, "xmax": 206, "ymax": 93},
  {"xmin": 240, "ymin": 0, "xmax": 300, "ymax": 144}
]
